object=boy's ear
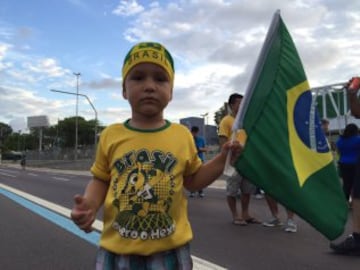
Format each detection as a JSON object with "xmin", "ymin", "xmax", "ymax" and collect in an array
[
  {"xmin": 169, "ymin": 87, "xmax": 173, "ymax": 101},
  {"xmin": 122, "ymin": 85, "xmax": 128, "ymax": 100}
]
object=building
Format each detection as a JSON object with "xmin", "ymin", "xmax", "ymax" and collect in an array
[{"xmin": 179, "ymin": 117, "xmax": 218, "ymax": 145}]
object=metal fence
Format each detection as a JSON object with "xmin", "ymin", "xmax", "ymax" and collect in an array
[
  {"xmin": 13, "ymin": 144, "xmax": 221, "ymax": 171},
  {"xmin": 25, "ymin": 145, "xmax": 95, "ymax": 161},
  {"xmin": 25, "ymin": 144, "xmax": 220, "ymax": 162}
]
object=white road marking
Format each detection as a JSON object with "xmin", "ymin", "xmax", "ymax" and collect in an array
[
  {"xmin": 0, "ymin": 172, "xmax": 16, "ymax": 177},
  {"xmin": 51, "ymin": 177, "xmax": 70, "ymax": 182},
  {"xmin": 0, "ymin": 168, "xmax": 16, "ymax": 173},
  {"xmin": 0, "ymin": 183, "xmax": 227, "ymax": 270}
]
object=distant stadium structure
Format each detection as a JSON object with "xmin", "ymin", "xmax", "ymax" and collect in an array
[{"xmin": 312, "ymin": 82, "xmax": 360, "ymax": 133}]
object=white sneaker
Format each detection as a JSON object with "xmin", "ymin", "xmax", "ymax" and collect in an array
[
  {"xmin": 284, "ymin": 219, "xmax": 297, "ymax": 233},
  {"xmin": 262, "ymin": 217, "xmax": 283, "ymax": 227}
]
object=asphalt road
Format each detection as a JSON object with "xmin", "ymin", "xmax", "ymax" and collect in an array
[{"xmin": 0, "ymin": 164, "xmax": 359, "ymax": 270}]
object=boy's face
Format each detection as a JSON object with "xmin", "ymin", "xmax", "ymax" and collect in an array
[{"xmin": 123, "ymin": 63, "xmax": 173, "ymax": 118}]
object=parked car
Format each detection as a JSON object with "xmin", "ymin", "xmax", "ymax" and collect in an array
[{"xmin": 2, "ymin": 151, "xmax": 23, "ymax": 161}]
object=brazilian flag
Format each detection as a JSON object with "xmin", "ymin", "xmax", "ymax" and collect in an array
[{"xmin": 234, "ymin": 10, "xmax": 348, "ymax": 240}]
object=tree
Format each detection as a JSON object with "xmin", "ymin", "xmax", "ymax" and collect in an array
[
  {"xmin": 0, "ymin": 118, "xmax": 105, "ymax": 153},
  {"xmin": 0, "ymin": 122, "xmax": 13, "ymax": 152},
  {"xmin": 57, "ymin": 116, "xmax": 102, "ymax": 148},
  {"xmin": 3, "ymin": 131, "xmax": 37, "ymax": 152},
  {"xmin": 214, "ymin": 102, "xmax": 228, "ymax": 126}
]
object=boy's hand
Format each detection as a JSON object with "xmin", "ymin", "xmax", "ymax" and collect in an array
[
  {"xmin": 70, "ymin": 194, "xmax": 96, "ymax": 233},
  {"xmin": 222, "ymin": 140, "xmax": 243, "ymax": 164}
]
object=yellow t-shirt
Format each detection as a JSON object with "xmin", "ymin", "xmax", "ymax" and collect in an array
[
  {"xmin": 91, "ymin": 120, "xmax": 202, "ymax": 255},
  {"xmin": 218, "ymin": 114, "xmax": 247, "ymax": 145}
]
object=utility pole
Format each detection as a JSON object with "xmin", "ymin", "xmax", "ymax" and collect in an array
[
  {"xmin": 50, "ymin": 89, "xmax": 98, "ymax": 154},
  {"xmin": 73, "ymin": 72, "xmax": 81, "ymax": 160},
  {"xmin": 200, "ymin": 112, "xmax": 209, "ymax": 141},
  {"xmin": 17, "ymin": 130, "xmax": 21, "ymax": 151}
]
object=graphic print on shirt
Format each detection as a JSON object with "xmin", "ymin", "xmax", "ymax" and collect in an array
[{"xmin": 111, "ymin": 149, "xmax": 177, "ymax": 241}]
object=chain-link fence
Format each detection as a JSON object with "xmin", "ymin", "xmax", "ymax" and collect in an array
[
  {"xmin": 7, "ymin": 144, "xmax": 221, "ymax": 170},
  {"xmin": 25, "ymin": 145, "xmax": 95, "ymax": 161}
]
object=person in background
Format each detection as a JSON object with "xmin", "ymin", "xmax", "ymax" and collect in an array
[
  {"xmin": 70, "ymin": 41, "xmax": 242, "ymax": 269},
  {"xmin": 218, "ymin": 93, "xmax": 260, "ymax": 226},
  {"xmin": 321, "ymin": 118, "xmax": 330, "ymax": 134},
  {"xmin": 20, "ymin": 154, "xmax": 26, "ymax": 170},
  {"xmin": 189, "ymin": 126, "xmax": 208, "ymax": 198},
  {"xmin": 321, "ymin": 118, "xmax": 337, "ymax": 154},
  {"xmin": 336, "ymin": 123, "xmax": 360, "ymax": 204},
  {"xmin": 330, "ymin": 77, "xmax": 360, "ymax": 255}
]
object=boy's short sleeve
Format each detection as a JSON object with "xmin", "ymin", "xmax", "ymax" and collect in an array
[{"xmin": 90, "ymin": 129, "xmax": 111, "ymax": 182}]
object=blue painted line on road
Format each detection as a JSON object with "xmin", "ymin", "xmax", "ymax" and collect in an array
[{"xmin": 0, "ymin": 187, "xmax": 100, "ymax": 246}]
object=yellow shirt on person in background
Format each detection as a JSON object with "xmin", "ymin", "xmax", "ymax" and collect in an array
[
  {"xmin": 91, "ymin": 120, "xmax": 202, "ymax": 255},
  {"xmin": 218, "ymin": 114, "xmax": 247, "ymax": 145}
]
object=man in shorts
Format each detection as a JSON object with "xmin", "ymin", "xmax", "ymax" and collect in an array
[{"xmin": 218, "ymin": 93, "xmax": 260, "ymax": 225}]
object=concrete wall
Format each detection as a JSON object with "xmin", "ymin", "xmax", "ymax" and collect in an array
[{"xmin": 1, "ymin": 159, "xmax": 93, "ymax": 171}]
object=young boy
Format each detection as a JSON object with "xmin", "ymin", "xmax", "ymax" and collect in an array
[{"xmin": 71, "ymin": 41, "xmax": 242, "ymax": 269}]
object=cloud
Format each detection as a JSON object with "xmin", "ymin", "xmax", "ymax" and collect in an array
[
  {"xmin": 0, "ymin": 43, "xmax": 11, "ymax": 60},
  {"xmin": 112, "ymin": 0, "xmax": 144, "ymax": 16},
  {"xmin": 2, "ymin": 0, "xmax": 360, "ymax": 129},
  {"xmin": 0, "ymin": 43, "xmax": 12, "ymax": 70},
  {"xmin": 9, "ymin": 117, "xmax": 27, "ymax": 132},
  {"xmin": 118, "ymin": 1, "xmax": 360, "ymax": 85},
  {"xmin": 86, "ymin": 77, "xmax": 121, "ymax": 90},
  {"xmin": 16, "ymin": 26, "xmax": 33, "ymax": 39},
  {"xmin": 0, "ymin": 85, "xmax": 62, "ymax": 127},
  {"xmin": 23, "ymin": 58, "xmax": 68, "ymax": 77}
]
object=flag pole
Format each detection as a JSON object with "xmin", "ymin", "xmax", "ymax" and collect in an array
[
  {"xmin": 223, "ymin": 131, "xmax": 237, "ymax": 176},
  {"xmin": 222, "ymin": 9, "xmax": 281, "ymax": 176}
]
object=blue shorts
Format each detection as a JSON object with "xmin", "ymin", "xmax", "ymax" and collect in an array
[{"xmin": 95, "ymin": 243, "xmax": 192, "ymax": 270}]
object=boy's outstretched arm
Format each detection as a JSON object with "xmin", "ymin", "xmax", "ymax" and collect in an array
[
  {"xmin": 184, "ymin": 140, "xmax": 242, "ymax": 191},
  {"xmin": 71, "ymin": 177, "xmax": 108, "ymax": 233}
]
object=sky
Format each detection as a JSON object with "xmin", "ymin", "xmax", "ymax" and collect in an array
[{"xmin": 1, "ymin": 0, "xmax": 360, "ymax": 132}]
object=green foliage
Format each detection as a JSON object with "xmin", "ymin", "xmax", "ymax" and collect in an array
[
  {"xmin": 0, "ymin": 118, "xmax": 105, "ymax": 152},
  {"xmin": 57, "ymin": 116, "xmax": 101, "ymax": 148},
  {"xmin": 0, "ymin": 122, "xmax": 12, "ymax": 140},
  {"xmin": 0, "ymin": 122, "xmax": 13, "ymax": 151},
  {"xmin": 214, "ymin": 103, "xmax": 228, "ymax": 126},
  {"xmin": 3, "ymin": 131, "xmax": 37, "ymax": 152}
]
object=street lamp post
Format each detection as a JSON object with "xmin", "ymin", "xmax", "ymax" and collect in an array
[
  {"xmin": 73, "ymin": 72, "xmax": 81, "ymax": 160},
  {"xmin": 200, "ymin": 112, "xmax": 208, "ymax": 141},
  {"xmin": 50, "ymin": 89, "xmax": 98, "ymax": 156},
  {"xmin": 17, "ymin": 130, "xmax": 21, "ymax": 151}
]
